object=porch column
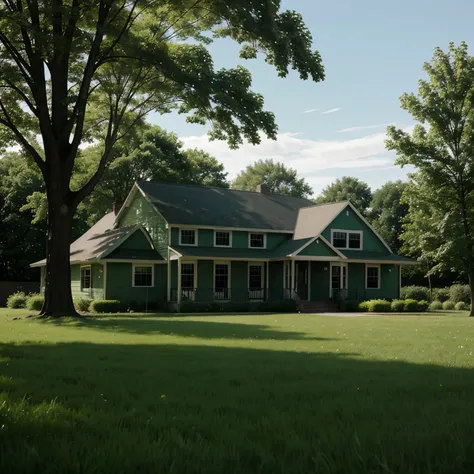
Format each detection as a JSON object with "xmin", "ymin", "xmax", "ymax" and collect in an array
[
  {"xmin": 308, "ymin": 261, "xmax": 311, "ymax": 301},
  {"xmin": 167, "ymin": 248, "xmax": 171, "ymax": 302},
  {"xmin": 291, "ymin": 259, "xmax": 296, "ymax": 299},
  {"xmin": 177, "ymin": 257, "xmax": 182, "ymax": 304}
]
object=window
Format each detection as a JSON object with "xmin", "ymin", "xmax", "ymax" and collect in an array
[
  {"xmin": 181, "ymin": 263, "xmax": 195, "ymax": 289},
  {"xmin": 249, "ymin": 233, "xmax": 265, "ymax": 248},
  {"xmin": 249, "ymin": 263, "xmax": 264, "ymax": 300},
  {"xmin": 133, "ymin": 265, "xmax": 153, "ymax": 287},
  {"xmin": 180, "ymin": 229, "xmax": 196, "ymax": 246},
  {"xmin": 331, "ymin": 230, "xmax": 362, "ymax": 250},
  {"xmin": 80, "ymin": 266, "xmax": 91, "ymax": 291},
  {"xmin": 215, "ymin": 231, "xmax": 231, "ymax": 247},
  {"xmin": 366, "ymin": 265, "xmax": 380, "ymax": 289},
  {"xmin": 330, "ymin": 263, "xmax": 347, "ymax": 297},
  {"xmin": 214, "ymin": 263, "xmax": 230, "ymax": 300}
]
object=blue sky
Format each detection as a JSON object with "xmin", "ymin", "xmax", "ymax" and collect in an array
[{"xmin": 149, "ymin": 0, "xmax": 474, "ymax": 196}]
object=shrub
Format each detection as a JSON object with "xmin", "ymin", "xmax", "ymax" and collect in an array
[
  {"xmin": 259, "ymin": 299, "xmax": 297, "ymax": 313},
  {"xmin": 367, "ymin": 299, "xmax": 391, "ymax": 312},
  {"xmin": 400, "ymin": 286, "xmax": 430, "ymax": 302},
  {"xmin": 391, "ymin": 300, "xmax": 405, "ymax": 312},
  {"xmin": 455, "ymin": 301, "xmax": 469, "ymax": 311},
  {"xmin": 449, "ymin": 284, "xmax": 471, "ymax": 304},
  {"xmin": 340, "ymin": 300, "xmax": 359, "ymax": 312},
  {"xmin": 27, "ymin": 295, "xmax": 44, "ymax": 311},
  {"xmin": 429, "ymin": 301, "xmax": 443, "ymax": 311},
  {"xmin": 442, "ymin": 300, "xmax": 455, "ymax": 311},
  {"xmin": 90, "ymin": 300, "xmax": 121, "ymax": 313},
  {"xmin": 417, "ymin": 300, "xmax": 430, "ymax": 312},
  {"xmin": 433, "ymin": 287, "xmax": 450, "ymax": 302},
  {"xmin": 358, "ymin": 301, "xmax": 370, "ymax": 312},
  {"xmin": 403, "ymin": 299, "xmax": 419, "ymax": 312},
  {"xmin": 74, "ymin": 297, "xmax": 92, "ymax": 312},
  {"xmin": 7, "ymin": 291, "xmax": 27, "ymax": 309}
]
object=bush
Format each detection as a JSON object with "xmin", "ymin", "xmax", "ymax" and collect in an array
[
  {"xmin": 367, "ymin": 299, "xmax": 391, "ymax": 312},
  {"xmin": 400, "ymin": 286, "xmax": 430, "ymax": 302},
  {"xmin": 403, "ymin": 299, "xmax": 419, "ymax": 312},
  {"xmin": 417, "ymin": 300, "xmax": 430, "ymax": 312},
  {"xmin": 455, "ymin": 301, "xmax": 469, "ymax": 311},
  {"xmin": 74, "ymin": 297, "xmax": 92, "ymax": 312},
  {"xmin": 6, "ymin": 291, "xmax": 28, "ymax": 309},
  {"xmin": 429, "ymin": 301, "xmax": 443, "ymax": 311},
  {"xmin": 27, "ymin": 295, "xmax": 44, "ymax": 311},
  {"xmin": 358, "ymin": 301, "xmax": 370, "ymax": 312},
  {"xmin": 433, "ymin": 287, "xmax": 450, "ymax": 302},
  {"xmin": 442, "ymin": 300, "xmax": 455, "ymax": 311},
  {"xmin": 391, "ymin": 300, "xmax": 405, "ymax": 312},
  {"xmin": 449, "ymin": 284, "xmax": 471, "ymax": 304},
  {"xmin": 90, "ymin": 300, "xmax": 121, "ymax": 313},
  {"xmin": 258, "ymin": 299, "xmax": 297, "ymax": 313},
  {"xmin": 340, "ymin": 300, "xmax": 359, "ymax": 312}
]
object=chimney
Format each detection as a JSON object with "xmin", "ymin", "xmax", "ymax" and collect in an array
[
  {"xmin": 113, "ymin": 201, "xmax": 124, "ymax": 216},
  {"xmin": 256, "ymin": 183, "xmax": 271, "ymax": 194}
]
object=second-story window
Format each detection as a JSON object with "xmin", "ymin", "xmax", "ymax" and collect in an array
[
  {"xmin": 180, "ymin": 229, "xmax": 196, "ymax": 246},
  {"xmin": 215, "ymin": 231, "xmax": 231, "ymax": 247},
  {"xmin": 331, "ymin": 230, "xmax": 362, "ymax": 250},
  {"xmin": 249, "ymin": 233, "xmax": 265, "ymax": 248}
]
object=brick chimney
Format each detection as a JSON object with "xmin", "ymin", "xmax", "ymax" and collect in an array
[
  {"xmin": 256, "ymin": 183, "xmax": 271, "ymax": 194},
  {"xmin": 113, "ymin": 201, "xmax": 124, "ymax": 216}
]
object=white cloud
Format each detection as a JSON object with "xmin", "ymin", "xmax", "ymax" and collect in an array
[
  {"xmin": 303, "ymin": 108, "xmax": 320, "ymax": 114},
  {"xmin": 322, "ymin": 107, "xmax": 342, "ymax": 115},
  {"xmin": 337, "ymin": 123, "xmax": 392, "ymax": 133}
]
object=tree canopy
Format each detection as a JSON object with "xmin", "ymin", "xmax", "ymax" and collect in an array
[
  {"xmin": 232, "ymin": 159, "xmax": 313, "ymax": 198},
  {"xmin": 386, "ymin": 42, "xmax": 474, "ymax": 315}
]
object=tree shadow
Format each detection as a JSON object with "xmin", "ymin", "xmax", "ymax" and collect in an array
[
  {"xmin": 37, "ymin": 316, "xmax": 333, "ymax": 340},
  {"xmin": 1, "ymin": 341, "xmax": 474, "ymax": 473}
]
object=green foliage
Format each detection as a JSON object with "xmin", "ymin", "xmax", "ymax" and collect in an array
[
  {"xmin": 6, "ymin": 291, "xmax": 27, "ymax": 309},
  {"xmin": 429, "ymin": 301, "xmax": 443, "ymax": 311},
  {"xmin": 26, "ymin": 295, "xmax": 44, "ymax": 311},
  {"xmin": 232, "ymin": 159, "xmax": 313, "ymax": 198},
  {"xmin": 367, "ymin": 299, "xmax": 391, "ymax": 312},
  {"xmin": 433, "ymin": 288, "xmax": 450, "ymax": 303},
  {"xmin": 442, "ymin": 301, "xmax": 456, "ymax": 311},
  {"xmin": 417, "ymin": 301, "xmax": 430, "ymax": 312},
  {"xmin": 403, "ymin": 299, "xmax": 419, "ymax": 312},
  {"xmin": 258, "ymin": 299, "xmax": 297, "ymax": 313},
  {"xmin": 340, "ymin": 300, "xmax": 360, "ymax": 312},
  {"xmin": 358, "ymin": 301, "xmax": 370, "ymax": 312},
  {"xmin": 315, "ymin": 177, "xmax": 372, "ymax": 215},
  {"xmin": 449, "ymin": 284, "xmax": 471, "ymax": 304},
  {"xmin": 74, "ymin": 297, "xmax": 93, "ymax": 313},
  {"xmin": 391, "ymin": 300, "xmax": 406, "ymax": 312},
  {"xmin": 400, "ymin": 286, "xmax": 430, "ymax": 302},
  {"xmin": 178, "ymin": 299, "xmax": 296, "ymax": 314},
  {"xmin": 455, "ymin": 301, "xmax": 469, "ymax": 311},
  {"xmin": 90, "ymin": 300, "xmax": 122, "ymax": 314}
]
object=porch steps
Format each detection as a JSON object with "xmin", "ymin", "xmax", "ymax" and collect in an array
[{"xmin": 297, "ymin": 300, "xmax": 339, "ymax": 313}]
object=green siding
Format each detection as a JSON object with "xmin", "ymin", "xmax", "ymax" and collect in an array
[
  {"xmin": 231, "ymin": 261, "xmax": 249, "ymax": 302},
  {"xmin": 106, "ymin": 262, "xmax": 167, "ymax": 305},
  {"xmin": 310, "ymin": 261, "xmax": 331, "ymax": 301},
  {"xmin": 196, "ymin": 260, "xmax": 213, "ymax": 301},
  {"xmin": 170, "ymin": 260, "xmax": 178, "ymax": 292},
  {"xmin": 119, "ymin": 193, "xmax": 168, "ymax": 256},
  {"xmin": 299, "ymin": 239, "xmax": 338, "ymax": 257},
  {"xmin": 348, "ymin": 263, "xmax": 399, "ymax": 301},
  {"xmin": 70, "ymin": 263, "xmax": 103, "ymax": 299},
  {"xmin": 269, "ymin": 261, "xmax": 284, "ymax": 300},
  {"xmin": 118, "ymin": 230, "xmax": 151, "ymax": 250},
  {"xmin": 321, "ymin": 209, "xmax": 388, "ymax": 253}
]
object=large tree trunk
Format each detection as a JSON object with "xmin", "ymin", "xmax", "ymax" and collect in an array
[{"xmin": 40, "ymin": 193, "xmax": 79, "ymax": 317}]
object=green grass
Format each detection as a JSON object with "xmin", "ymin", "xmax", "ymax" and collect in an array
[{"xmin": 1, "ymin": 308, "xmax": 474, "ymax": 473}]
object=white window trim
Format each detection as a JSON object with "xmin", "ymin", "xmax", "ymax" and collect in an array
[
  {"xmin": 248, "ymin": 232, "xmax": 267, "ymax": 249},
  {"xmin": 181, "ymin": 261, "xmax": 198, "ymax": 289},
  {"xmin": 80, "ymin": 265, "xmax": 91, "ymax": 292},
  {"xmin": 179, "ymin": 228, "xmax": 198, "ymax": 246},
  {"xmin": 214, "ymin": 230, "xmax": 233, "ymax": 248},
  {"xmin": 213, "ymin": 261, "xmax": 231, "ymax": 301},
  {"xmin": 248, "ymin": 262, "xmax": 265, "ymax": 300},
  {"xmin": 365, "ymin": 264, "xmax": 381, "ymax": 290},
  {"xmin": 329, "ymin": 262, "xmax": 348, "ymax": 297},
  {"xmin": 132, "ymin": 264, "xmax": 155, "ymax": 288},
  {"xmin": 331, "ymin": 229, "xmax": 363, "ymax": 251}
]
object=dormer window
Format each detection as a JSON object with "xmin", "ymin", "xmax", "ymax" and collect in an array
[
  {"xmin": 331, "ymin": 229, "xmax": 362, "ymax": 250},
  {"xmin": 180, "ymin": 229, "xmax": 197, "ymax": 246},
  {"xmin": 249, "ymin": 233, "xmax": 266, "ymax": 249}
]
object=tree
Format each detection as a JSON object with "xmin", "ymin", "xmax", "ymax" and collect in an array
[
  {"xmin": 315, "ymin": 177, "xmax": 372, "ymax": 214},
  {"xmin": 232, "ymin": 159, "xmax": 313, "ymax": 197},
  {"xmin": 0, "ymin": 1, "xmax": 324, "ymax": 316},
  {"xmin": 368, "ymin": 181, "xmax": 408, "ymax": 252},
  {"xmin": 386, "ymin": 42, "xmax": 474, "ymax": 316}
]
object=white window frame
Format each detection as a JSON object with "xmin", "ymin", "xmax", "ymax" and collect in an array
[
  {"xmin": 248, "ymin": 262, "xmax": 265, "ymax": 300},
  {"xmin": 132, "ymin": 264, "xmax": 154, "ymax": 288},
  {"xmin": 80, "ymin": 265, "xmax": 91, "ymax": 292},
  {"xmin": 365, "ymin": 264, "xmax": 381, "ymax": 290},
  {"xmin": 248, "ymin": 232, "xmax": 267, "ymax": 249},
  {"xmin": 179, "ymin": 228, "xmax": 198, "ymax": 246},
  {"xmin": 214, "ymin": 261, "xmax": 231, "ymax": 301},
  {"xmin": 214, "ymin": 230, "xmax": 232, "ymax": 248},
  {"xmin": 181, "ymin": 261, "xmax": 197, "ymax": 301},
  {"xmin": 329, "ymin": 262, "xmax": 348, "ymax": 297},
  {"xmin": 331, "ymin": 229, "xmax": 363, "ymax": 250}
]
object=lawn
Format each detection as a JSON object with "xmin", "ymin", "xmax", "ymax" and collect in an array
[{"xmin": 1, "ymin": 309, "xmax": 474, "ymax": 474}]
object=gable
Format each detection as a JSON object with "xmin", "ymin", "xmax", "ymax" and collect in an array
[
  {"xmin": 117, "ymin": 229, "xmax": 152, "ymax": 250},
  {"xmin": 298, "ymin": 238, "xmax": 339, "ymax": 257},
  {"xmin": 321, "ymin": 207, "xmax": 389, "ymax": 253}
]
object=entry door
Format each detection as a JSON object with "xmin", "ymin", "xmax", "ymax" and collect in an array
[{"xmin": 296, "ymin": 262, "xmax": 308, "ymax": 300}]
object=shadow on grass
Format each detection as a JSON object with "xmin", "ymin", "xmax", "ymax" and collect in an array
[
  {"xmin": 1, "ymin": 341, "xmax": 474, "ymax": 473},
  {"xmin": 37, "ymin": 316, "xmax": 333, "ymax": 341}
]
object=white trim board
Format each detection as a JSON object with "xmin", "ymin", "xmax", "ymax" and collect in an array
[
  {"xmin": 214, "ymin": 230, "xmax": 233, "ymax": 248},
  {"xmin": 132, "ymin": 263, "xmax": 155, "ymax": 288},
  {"xmin": 170, "ymin": 223, "xmax": 293, "ymax": 234},
  {"xmin": 248, "ymin": 232, "xmax": 267, "ymax": 249},
  {"xmin": 330, "ymin": 229, "xmax": 363, "ymax": 251},
  {"xmin": 179, "ymin": 228, "xmax": 198, "ymax": 246},
  {"xmin": 365, "ymin": 263, "xmax": 381, "ymax": 290}
]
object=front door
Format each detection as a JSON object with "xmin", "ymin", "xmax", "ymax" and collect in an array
[{"xmin": 296, "ymin": 262, "xmax": 308, "ymax": 300}]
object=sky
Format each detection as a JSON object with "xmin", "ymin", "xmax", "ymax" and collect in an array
[{"xmin": 149, "ymin": 0, "xmax": 474, "ymax": 197}]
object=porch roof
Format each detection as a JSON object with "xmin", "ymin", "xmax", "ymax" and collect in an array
[{"xmin": 341, "ymin": 250, "xmax": 417, "ymax": 264}]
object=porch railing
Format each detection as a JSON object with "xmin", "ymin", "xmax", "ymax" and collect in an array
[{"xmin": 169, "ymin": 287, "xmax": 267, "ymax": 302}]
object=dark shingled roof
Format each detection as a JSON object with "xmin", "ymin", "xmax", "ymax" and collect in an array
[{"xmin": 136, "ymin": 181, "xmax": 313, "ymax": 231}]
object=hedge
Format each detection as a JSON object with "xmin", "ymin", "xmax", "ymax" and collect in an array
[
  {"xmin": 178, "ymin": 299, "xmax": 296, "ymax": 314},
  {"xmin": 7, "ymin": 291, "xmax": 28, "ymax": 309},
  {"xmin": 358, "ymin": 301, "xmax": 370, "ymax": 312},
  {"xmin": 449, "ymin": 284, "xmax": 470, "ymax": 304},
  {"xmin": 74, "ymin": 297, "xmax": 92, "ymax": 312},
  {"xmin": 368, "ymin": 299, "xmax": 391, "ymax": 312},
  {"xmin": 90, "ymin": 300, "xmax": 122, "ymax": 313},
  {"xmin": 433, "ymin": 288, "xmax": 450, "ymax": 303},
  {"xmin": 417, "ymin": 300, "xmax": 430, "ymax": 312},
  {"xmin": 429, "ymin": 301, "xmax": 443, "ymax": 311},
  {"xmin": 391, "ymin": 300, "xmax": 405, "ymax": 312},
  {"xmin": 27, "ymin": 295, "xmax": 44, "ymax": 311},
  {"xmin": 455, "ymin": 301, "xmax": 469, "ymax": 311},
  {"xmin": 403, "ymin": 299, "xmax": 419, "ymax": 312},
  {"xmin": 400, "ymin": 286, "xmax": 430, "ymax": 302},
  {"xmin": 442, "ymin": 300, "xmax": 455, "ymax": 310}
]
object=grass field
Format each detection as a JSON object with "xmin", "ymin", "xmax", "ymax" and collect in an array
[{"xmin": 1, "ymin": 308, "xmax": 474, "ymax": 473}]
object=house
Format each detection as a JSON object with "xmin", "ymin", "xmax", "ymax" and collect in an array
[{"xmin": 32, "ymin": 181, "xmax": 416, "ymax": 311}]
